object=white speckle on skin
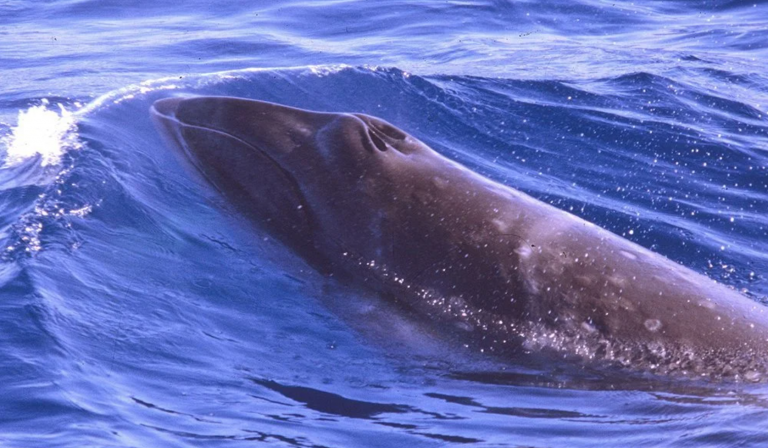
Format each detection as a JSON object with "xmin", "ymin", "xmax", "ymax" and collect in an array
[
  {"xmin": 492, "ymin": 218, "xmax": 510, "ymax": 233},
  {"xmin": 517, "ymin": 245, "xmax": 532, "ymax": 259},
  {"xmin": 617, "ymin": 297, "xmax": 636, "ymax": 311},
  {"xmin": 644, "ymin": 319, "xmax": 662, "ymax": 332},
  {"xmin": 620, "ymin": 250, "xmax": 637, "ymax": 260},
  {"xmin": 526, "ymin": 278, "xmax": 540, "ymax": 294},
  {"xmin": 432, "ymin": 176, "xmax": 449, "ymax": 189},
  {"xmin": 609, "ymin": 276, "xmax": 627, "ymax": 287}
]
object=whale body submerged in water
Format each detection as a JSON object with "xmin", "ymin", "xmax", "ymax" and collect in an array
[{"xmin": 151, "ymin": 96, "xmax": 768, "ymax": 380}]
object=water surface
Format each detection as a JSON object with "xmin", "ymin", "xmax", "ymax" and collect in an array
[{"xmin": 1, "ymin": 1, "xmax": 768, "ymax": 446}]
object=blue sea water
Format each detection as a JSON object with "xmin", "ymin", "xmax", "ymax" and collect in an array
[{"xmin": 2, "ymin": 0, "xmax": 768, "ymax": 446}]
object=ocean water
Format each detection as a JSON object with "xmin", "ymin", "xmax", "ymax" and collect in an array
[{"xmin": 2, "ymin": 0, "xmax": 768, "ymax": 446}]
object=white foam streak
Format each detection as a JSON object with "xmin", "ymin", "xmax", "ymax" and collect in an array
[{"xmin": 79, "ymin": 64, "xmax": 353, "ymax": 114}]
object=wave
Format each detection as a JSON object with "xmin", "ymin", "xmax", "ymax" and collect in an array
[{"xmin": 0, "ymin": 63, "xmax": 766, "ymax": 446}]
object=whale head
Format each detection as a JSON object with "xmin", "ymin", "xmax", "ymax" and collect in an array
[{"xmin": 150, "ymin": 96, "xmax": 442, "ymax": 267}]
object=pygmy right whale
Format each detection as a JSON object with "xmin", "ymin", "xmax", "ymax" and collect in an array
[{"xmin": 151, "ymin": 96, "xmax": 768, "ymax": 380}]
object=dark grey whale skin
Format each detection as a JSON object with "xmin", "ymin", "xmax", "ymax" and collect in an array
[{"xmin": 151, "ymin": 96, "xmax": 768, "ymax": 380}]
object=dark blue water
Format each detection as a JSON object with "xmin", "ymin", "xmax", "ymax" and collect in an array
[{"xmin": 2, "ymin": 1, "xmax": 768, "ymax": 446}]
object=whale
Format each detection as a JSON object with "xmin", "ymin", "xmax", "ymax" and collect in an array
[{"xmin": 151, "ymin": 96, "xmax": 768, "ymax": 380}]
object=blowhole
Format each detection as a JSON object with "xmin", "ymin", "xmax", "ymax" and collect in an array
[
  {"xmin": 368, "ymin": 129, "xmax": 388, "ymax": 152},
  {"xmin": 373, "ymin": 121, "xmax": 407, "ymax": 140}
]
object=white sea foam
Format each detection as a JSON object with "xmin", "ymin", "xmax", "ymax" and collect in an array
[{"xmin": 1, "ymin": 99, "xmax": 81, "ymax": 168}]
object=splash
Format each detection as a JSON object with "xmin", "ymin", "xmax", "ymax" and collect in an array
[
  {"xmin": 1, "ymin": 99, "xmax": 81, "ymax": 168},
  {"xmin": 0, "ymin": 99, "xmax": 91, "ymax": 258}
]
